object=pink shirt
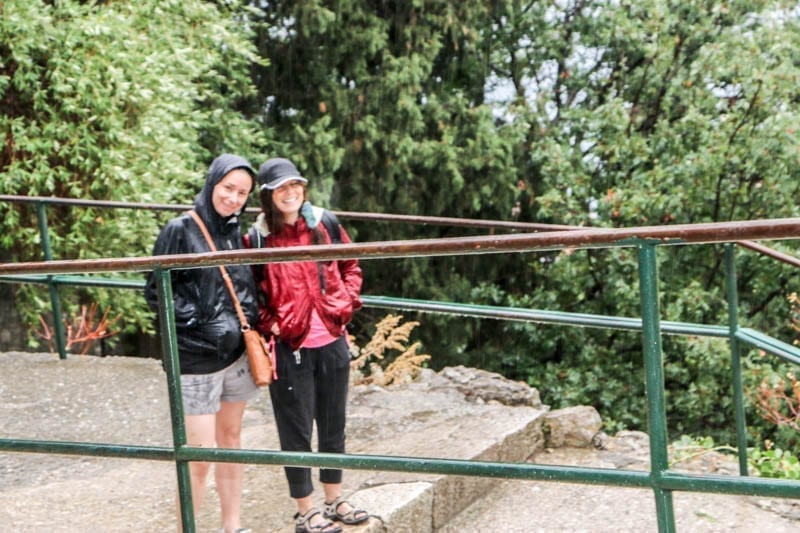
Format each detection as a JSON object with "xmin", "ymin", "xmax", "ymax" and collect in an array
[{"xmin": 301, "ymin": 308, "xmax": 339, "ymax": 348}]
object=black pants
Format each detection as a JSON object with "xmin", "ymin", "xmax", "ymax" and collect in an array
[{"xmin": 269, "ymin": 335, "xmax": 350, "ymax": 498}]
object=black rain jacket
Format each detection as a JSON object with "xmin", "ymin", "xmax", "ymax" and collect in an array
[{"xmin": 145, "ymin": 154, "xmax": 259, "ymax": 375}]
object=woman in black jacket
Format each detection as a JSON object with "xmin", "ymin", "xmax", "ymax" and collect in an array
[{"xmin": 145, "ymin": 153, "xmax": 259, "ymax": 533}]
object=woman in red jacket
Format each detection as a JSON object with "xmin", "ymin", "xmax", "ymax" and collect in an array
[{"xmin": 248, "ymin": 158, "xmax": 368, "ymax": 533}]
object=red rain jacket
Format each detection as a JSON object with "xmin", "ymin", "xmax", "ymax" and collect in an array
[{"xmin": 247, "ymin": 213, "xmax": 362, "ymax": 350}]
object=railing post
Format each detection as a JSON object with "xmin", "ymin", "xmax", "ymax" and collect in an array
[
  {"xmin": 725, "ymin": 243, "xmax": 749, "ymax": 475},
  {"xmin": 153, "ymin": 267, "xmax": 195, "ymax": 532},
  {"xmin": 35, "ymin": 202, "xmax": 67, "ymax": 359},
  {"xmin": 637, "ymin": 241, "xmax": 676, "ymax": 533}
]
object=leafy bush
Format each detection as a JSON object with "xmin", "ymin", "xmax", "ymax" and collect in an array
[
  {"xmin": 669, "ymin": 435, "xmax": 737, "ymax": 468},
  {"xmin": 0, "ymin": 0, "xmax": 268, "ymax": 344},
  {"xmin": 668, "ymin": 435, "xmax": 800, "ymax": 481},
  {"xmin": 749, "ymin": 446, "xmax": 800, "ymax": 480}
]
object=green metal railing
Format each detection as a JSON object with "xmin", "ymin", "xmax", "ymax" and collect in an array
[{"xmin": 1, "ymin": 195, "xmax": 800, "ymax": 532}]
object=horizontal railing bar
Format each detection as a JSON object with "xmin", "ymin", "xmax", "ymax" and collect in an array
[
  {"xmin": 362, "ymin": 295, "xmax": 729, "ymax": 337},
  {"xmin": 5, "ymin": 438, "xmax": 799, "ymax": 498},
  {"xmin": 6, "ymin": 195, "xmax": 800, "ymax": 244},
  {"xmin": 0, "ymin": 439, "xmax": 175, "ymax": 461},
  {"xmin": 182, "ymin": 450, "xmax": 796, "ymax": 498},
  {"xmin": 331, "ymin": 210, "xmax": 578, "ymax": 231},
  {"xmin": 14, "ymin": 273, "xmax": 799, "ymax": 363},
  {"xmin": 0, "ymin": 270, "xmax": 731, "ymax": 338},
  {"xmin": 4, "ymin": 276, "xmax": 792, "ymax": 343},
  {"xmin": 659, "ymin": 471, "xmax": 800, "ymax": 498},
  {"xmin": 0, "ymin": 438, "xmax": 646, "ymax": 487},
  {"xmin": 0, "ymin": 272, "xmax": 744, "ymax": 339},
  {"xmin": 736, "ymin": 328, "xmax": 800, "ymax": 364},
  {"xmin": 7, "ymin": 196, "xmax": 800, "ymax": 257},
  {"xmin": 178, "ymin": 447, "xmax": 653, "ymax": 487},
  {"xmin": 737, "ymin": 240, "xmax": 800, "ymax": 269},
  {"xmin": 0, "ymin": 194, "xmax": 574, "ymax": 232},
  {"xmin": 0, "ymin": 194, "xmax": 188, "ymax": 212},
  {"xmin": 1, "ymin": 218, "xmax": 799, "ymax": 277},
  {"xmin": 0, "ymin": 274, "xmax": 144, "ymax": 289}
]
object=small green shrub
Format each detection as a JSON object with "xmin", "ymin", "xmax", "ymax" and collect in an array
[
  {"xmin": 748, "ymin": 445, "xmax": 800, "ymax": 480},
  {"xmin": 669, "ymin": 435, "xmax": 736, "ymax": 467}
]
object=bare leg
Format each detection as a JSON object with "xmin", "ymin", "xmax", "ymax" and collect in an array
[
  {"xmin": 295, "ymin": 494, "xmax": 339, "ymax": 530},
  {"xmin": 322, "ymin": 483, "xmax": 341, "ymax": 506},
  {"xmin": 324, "ymin": 482, "xmax": 356, "ymax": 515},
  {"xmin": 296, "ymin": 494, "xmax": 315, "ymax": 516},
  {"xmin": 323, "ymin": 482, "xmax": 366, "ymax": 523},
  {"xmin": 177, "ymin": 413, "xmax": 216, "ymax": 532},
  {"xmin": 215, "ymin": 400, "xmax": 247, "ymax": 532}
]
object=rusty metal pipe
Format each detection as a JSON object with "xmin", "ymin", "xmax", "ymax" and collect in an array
[
  {"xmin": 737, "ymin": 240, "xmax": 800, "ymax": 269},
  {"xmin": 1, "ymin": 218, "xmax": 799, "ymax": 277},
  {"xmin": 0, "ymin": 194, "xmax": 573, "ymax": 232}
]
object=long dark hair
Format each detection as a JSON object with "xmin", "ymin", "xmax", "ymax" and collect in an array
[{"xmin": 259, "ymin": 185, "xmax": 326, "ymax": 244}]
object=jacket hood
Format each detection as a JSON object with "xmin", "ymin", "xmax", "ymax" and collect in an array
[{"xmin": 194, "ymin": 153, "xmax": 256, "ymax": 230}]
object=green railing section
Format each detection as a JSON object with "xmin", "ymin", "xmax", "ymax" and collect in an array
[{"xmin": 1, "ymin": 196, "xmax": 800, "ymax": 532}]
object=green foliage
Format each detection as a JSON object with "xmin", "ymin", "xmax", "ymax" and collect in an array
[
  {"xmin": 251, "ymin": 1, "xmax": 521, "ymax": 227},
  {"xmin": 749, "ymin": 447, "xmax": 800, "ymax": 480},
  {"xmin": 468, "ymin": 1, "xmax": 797, "ymax": 446},
  {"xmin": 668, "ymin": 434, "xmax": 800, "ymax": 481},
  {"xmin": 746, "ymin": 359, "xmax": 800, "ymax": 452},
  {"xmin": 672, "ymin": 434, "xmax": 800, "ymax": 481},
  {"xmin": 249, "ymin": 1, "xmax": 800, "ymax": 412},
  {"xmin": 2, "ymin": 0, "xmax": 800, "ymax": 460},
  {"xmin": 669, "ymin": 435, "xmax": 737, "ymax": 467},
  {"xmin": 0, "ymin": 0, "xmax": 268, "ymax": 341}
]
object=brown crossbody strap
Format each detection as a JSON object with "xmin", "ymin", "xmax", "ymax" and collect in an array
[{"xmin": 186, "ymin": 210, "xmax": 251, "ymax": 332}]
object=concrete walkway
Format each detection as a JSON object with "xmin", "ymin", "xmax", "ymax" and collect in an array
[
  {"xmin": 2, "ymin": 352, "xmax": 799, "ymax": 532},
  {"xmin": 0, "ymin": 352, "xmax": 547, "ymax": 532}
]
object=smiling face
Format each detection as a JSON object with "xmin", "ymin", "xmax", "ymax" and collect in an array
[
  {"xmin": 211, "ymin": 168, "xmax": 253, "ymax": 218},
  {"xmin": 271, "ymin": 179, "xmax": 306, "ymax": 223}
]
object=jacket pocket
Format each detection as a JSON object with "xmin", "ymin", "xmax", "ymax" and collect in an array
[{"xmin": 201, "ymin": 312, "xmax": 242, "ymax": 361}]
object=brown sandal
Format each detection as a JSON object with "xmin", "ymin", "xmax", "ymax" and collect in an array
[
  {"xmin": 294, "ymin": 508, "xmax": 342, "ymax": 533},
  {"xmin": 323, "ymin": 496, "xmax": 369, "ymax": 525}
]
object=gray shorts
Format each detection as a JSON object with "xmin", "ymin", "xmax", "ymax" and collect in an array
[{"xmin": 181, "ymin": 353, "xmax": 260, "ymax": 415}]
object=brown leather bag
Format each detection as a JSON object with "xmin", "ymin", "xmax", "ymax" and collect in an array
[
  {"xmin": 187, "ymin": 210, "xmax": 274, "ymax": 386},
  {"xmin": 241, "ymin": 327, "xmax": 274, "ymax": 386}
]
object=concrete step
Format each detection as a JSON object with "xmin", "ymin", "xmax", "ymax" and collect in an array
[
  {"xmin": 273, "ymin": 380, "xmax": 547, "ymax": 533},
  {"xmin": 0, "ymin": 353, "xmax": 548, "ymax": 532}
]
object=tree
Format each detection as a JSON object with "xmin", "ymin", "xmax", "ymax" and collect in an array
[
  {"xmin": 471, "ymin": 0, "xmax": 800, "ymax": 438},
  {"xmin": 249, "ymin": 0, "xmax": 800, "ymax": 442},
  {"xmin": 0, "ymin": 0, "xmax": 268, "ymax": 341},
  {"xmin": 3, "ymin": 0, "xmax": 799, "ymax": 446},
  {"xmin": 248, "ymin": 0, "xmax": 529, "ymax": 352}
]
